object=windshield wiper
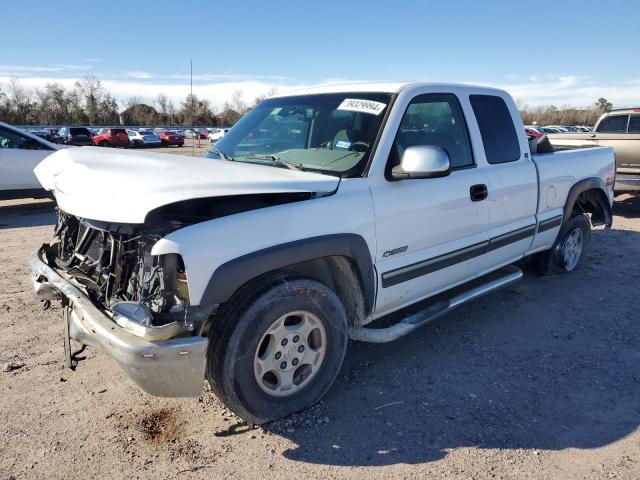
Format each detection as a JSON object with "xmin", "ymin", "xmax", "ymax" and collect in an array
[
  {"xmin": 245, "ymin": 154, "xmax": 301, "ymax": 171},
  {"xmin": 210, "ymin": 148, "xmax": 235, "ymax": 162}
]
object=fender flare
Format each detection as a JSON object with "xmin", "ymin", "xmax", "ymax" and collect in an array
[
  {"xmin": 562, "ymin": 177, "xmax": 612, "ymax": 232},
  {"xmin": 199, "ymin": 233, "xmax": 376, "ymax": 313}
]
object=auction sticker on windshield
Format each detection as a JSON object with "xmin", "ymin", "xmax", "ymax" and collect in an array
[{"xmin": 337, "ymin": 98, "xmax": 387, "ymax": 116}]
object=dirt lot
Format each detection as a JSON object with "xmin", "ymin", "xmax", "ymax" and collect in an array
[
  {"xmin": 144, "ymin": 138, "xmax": 212, "ymax": 157},
  {"xmin": 1, "ymin": 149, "xmax": 639, "ymax": 479}
]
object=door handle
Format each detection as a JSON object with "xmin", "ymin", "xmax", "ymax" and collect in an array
[
  {"xmin": 589, "ymin": 134, "xmax": 596, "ymax": 138},
  {"xmin": 470, "ymin": 184, "xmax": 488, "ymax": 202}
]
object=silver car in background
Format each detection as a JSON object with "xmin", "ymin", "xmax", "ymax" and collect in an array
[{"xmin": 127, "ymin": 129, "xmax": 162, "ymax": 148}]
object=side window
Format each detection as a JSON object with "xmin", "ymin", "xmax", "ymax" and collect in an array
[
  {"xmin": 470, "ymin": 94, "xmax": 520, "ymax": 164},
  {"xmin": 391, "ymin": 93, "xmax": 474, "ymax": 171},
  {"xmin": 596, "ymin": 115, "xmax": 629, "ymax": 133},
  {"xmin": 0, "ymin": 126, "xmax": 28, "ymax": 149},
  {"xmin": 626, "ymin": 115, "xmax": 639, "ymax": 134}
]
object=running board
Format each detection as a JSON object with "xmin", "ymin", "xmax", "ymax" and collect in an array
[{"xmin": 350, "ymin": 265, "xmax": 523, "ymax": 343}]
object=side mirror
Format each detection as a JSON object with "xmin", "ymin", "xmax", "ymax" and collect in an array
[{"xmin": 391, "ymin": 145, "xmax": 451, "ymax": 180}]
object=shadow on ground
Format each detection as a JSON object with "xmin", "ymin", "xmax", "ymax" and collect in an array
[
  {"xmin": 251, "ymin": 228, "xmax": 640, "ymax": 466},
  {"xmin": 0, "ymin": 200, "xmax": 56, "ymax": 229},
  {"xmin": 613, "ymin": 193, "xmax": 640, "ymax": 219}
]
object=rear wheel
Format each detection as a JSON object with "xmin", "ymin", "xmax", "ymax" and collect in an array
[
  {"xmin": 529, "ymin": 213, "xmax": 591, "ymax": 275},
  {"xmin": 99, "ymin": 140, "xmax": 108, "ymax": 147},
  {"xmin": 206, "ymin": 277, "xmax": 348, "ymax": 424}
]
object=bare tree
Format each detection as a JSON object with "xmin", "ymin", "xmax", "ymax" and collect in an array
[
  {"xmin": 230, "ymin": 89, "xmax": 247, "ymax": 114},
  {"xmin": 7, "ymin": 77, "xmax": 35, "ymax": 124},
  {"xmin": 75, "ymin": 75, "xmax": 105, "ymax": 125},
  {"xmin": 253, "ymin": 86, "xmax": 279, "ymax": 106}
]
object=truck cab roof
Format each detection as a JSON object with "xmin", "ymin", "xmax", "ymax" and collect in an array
[{"xmin": 277, "ymin": 82, "xmax": 508, "ymax": 98}]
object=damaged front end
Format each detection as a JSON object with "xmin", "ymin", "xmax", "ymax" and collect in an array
[{"xmin": 41, "ymin": 209, "xmax": 213, "ymax": 341}]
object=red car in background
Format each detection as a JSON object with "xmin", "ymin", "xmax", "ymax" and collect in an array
[
  {"xmin": 159, "ymin": 130, "xmax": 185, "ymax": 147},
  {"xmin": 525, "ymin": 127, "xmax": 544, "ymax": 139},
  {"xmin": 92, "ymin": 128, "xmax": 130, "ymax": 147}
]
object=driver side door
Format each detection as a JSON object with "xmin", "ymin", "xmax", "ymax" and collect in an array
[{"xmin": 369, "ymin": 93, "xmax": 491, "ymax": 317}]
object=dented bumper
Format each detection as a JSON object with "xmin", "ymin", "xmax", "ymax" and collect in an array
[{"xmin": 29, "ymin": 245, "xmax": 207, "ymax": 397}]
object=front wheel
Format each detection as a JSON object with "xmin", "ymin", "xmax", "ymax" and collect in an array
[{"xmin": 206, "ymin": 277, "xmax": 348, "ymax": 424}]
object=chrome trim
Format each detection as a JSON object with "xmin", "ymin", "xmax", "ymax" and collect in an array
[{"xmin": 29, "ymin": 246, "xmax": 207, "ymax": 397}]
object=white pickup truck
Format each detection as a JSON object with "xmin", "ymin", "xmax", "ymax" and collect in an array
[{"xmin": 31, "ymin": 83, "xmax": 615, "ymax": 424}]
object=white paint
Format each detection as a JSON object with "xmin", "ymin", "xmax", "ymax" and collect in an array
[{"xmin": 34, "ymin": 146, "xmax": 339, "ymax": 223}]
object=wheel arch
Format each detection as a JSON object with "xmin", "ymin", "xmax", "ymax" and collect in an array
[
  {"xmin": 200, "ymin": 234, "xmax": 376, "ymax": 326},
  {"xmin": 562, "ymin": 177, "xmax": 612, "ymax": 232}
]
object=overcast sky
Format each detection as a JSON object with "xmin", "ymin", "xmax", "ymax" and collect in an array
[{"xmin": 1, "ymin": 0, "xmax": 638, "ymax": 109}]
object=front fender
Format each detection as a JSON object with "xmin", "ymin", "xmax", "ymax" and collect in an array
[
  {"xmin": 150, "ymin": 180, "xmax": 377, "ymax": 308},
  {"xmin": 200, "ymin": 233, "xmax": 375, "ymax": 312}
]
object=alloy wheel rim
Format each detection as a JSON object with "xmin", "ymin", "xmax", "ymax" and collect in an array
[
  {"xmin": 253, "ymin": 310, "xmax": 327, "ymax": 397},
  {"xmin": 562, "ymin": 228, "xmax": 583, "ymax": 271}
]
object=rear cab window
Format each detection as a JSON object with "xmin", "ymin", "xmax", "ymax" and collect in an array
[
  {"xmin": 627, "ymin": 115, "xmax": 640, "ymax": 134},
  {"xmin": 470, "ymin": 94, "xmax": 520, "ymax": 164},
  {"xmin": 596, "ymin": 115, "xmax": 629, "ymax": 133}
]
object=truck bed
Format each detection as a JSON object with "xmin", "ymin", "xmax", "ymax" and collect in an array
[{"xmin": 532, "ymin": 147, "xmax": 615, "ymax": 216}]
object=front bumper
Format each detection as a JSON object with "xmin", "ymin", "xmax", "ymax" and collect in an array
[{"xmin": 29, "ymin": 246, "xmax": 208, "ymax": 397}]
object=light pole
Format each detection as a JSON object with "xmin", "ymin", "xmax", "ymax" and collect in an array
[{"xmin": 190, "ymin": 59, "xmax": 196, "ymax": 156}]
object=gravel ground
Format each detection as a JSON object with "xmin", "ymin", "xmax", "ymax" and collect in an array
[{"xmin": 1, "ymin": 153, "xmax": 639, "ymax": 479}]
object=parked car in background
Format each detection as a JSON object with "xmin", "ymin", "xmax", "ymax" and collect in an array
[
  {"xmin": 44, "ymin": 128, "xmax": 59, "ymax": 142},
  {"xmin": 159, "ymin": 130, "xmax": 184, "ymax": 147},
  {"xmin": 54, "ymin": 127, "xmax": 94, "ymax": 146},
  {"xmin": 0, "ymin": 121, "xmax": 63, "ymax": 199},
  {"xmin": 29, "ymin": 130, "xmax": 48, "ymax": 140},
  {"xmin": 127, "ymin": 129, "xmax": 162, "ymax": 147},
  {"xmin": 92, "ymin": 128, "xmax": 130, "ymax": 147},
  {"xmin": 184, "ymin": 129, "xmax": 208, "ymax": 139},
  {"xmin": 209, "ymin": 128, "xmax": 229, "ymax": 141},
  {"xmin": 31, "ymin": 83, "xmax": 615, "ymax": 423},
  {"xmin": 547, "ymin": 108, "xmax": 640, "ymax": 193},
  {"xmin": 525, "ymin": 127, "xmax": 543, "ymax": 138}
]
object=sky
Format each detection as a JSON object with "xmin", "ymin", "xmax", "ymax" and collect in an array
[{"xmin": 1, "ymin": 0, "xmax": 638, "ymax": 109}]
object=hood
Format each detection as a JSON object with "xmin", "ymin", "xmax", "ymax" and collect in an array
[{"xmin": 34, "ymin": 147, "xmax": 340, "ymax": 223}]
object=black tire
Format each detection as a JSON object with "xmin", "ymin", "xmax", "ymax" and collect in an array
[
  {"xmin": 133, "ymin": 140, "xmax": 142, "ymax": 148},
  {"xmin": 206, "ymin": 276, "xmax": 348, "ymax": 424},
  {"xmin": 528, "ymin": 213, "xmax": 591, "ymax": 275},
  {"xmin": 99, "ymin": 140, "xmax": 108, "ymax": 147}
]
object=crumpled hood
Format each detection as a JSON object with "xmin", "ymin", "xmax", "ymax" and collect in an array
[{"xmin": 34, "ymin": 147, "xmax": 340, "ymax": 223}]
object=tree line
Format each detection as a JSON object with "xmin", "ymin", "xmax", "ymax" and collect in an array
[
  {"xmin": 0, "ymin": 76, "xmax": 277, "ymax": 127},
  {"xmin": 0, "ymin": 75, "xmax": 617, "ymax": 128},
  {"xmin": 517, "ymin": 97, "xmax": 614, "ymax": 126}
]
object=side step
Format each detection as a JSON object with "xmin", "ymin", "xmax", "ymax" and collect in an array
[{"xmin": 350, "ymin": 265, "xmax": 523, "ymax": 343}]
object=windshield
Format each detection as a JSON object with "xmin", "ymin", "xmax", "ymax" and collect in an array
[{"xmin": 207, "ymin": 92, "xmax": 392, "ymax": 177}]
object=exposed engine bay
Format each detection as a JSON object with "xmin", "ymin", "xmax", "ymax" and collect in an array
[
  {"xmin": 46, "ymin": 192, "xmax": 315, "ymax": 334},
  {"xmin": 50, "ymin": 210, "xmax": 191, "ymax": 328}
]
